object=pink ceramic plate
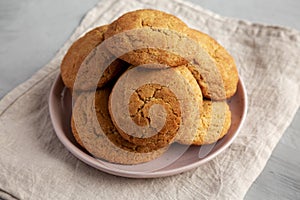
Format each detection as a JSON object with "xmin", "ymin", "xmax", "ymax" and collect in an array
[{"xmin": 49, "ymin": 74, "xmax": 247, "ymax": 178}]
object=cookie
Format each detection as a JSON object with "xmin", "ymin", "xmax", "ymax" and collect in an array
[
  {"xmin": 109, "ymin": 65, "xmax": 203, "ymax": 149},
  {"xmin": 104, "ymin": 9, "xmax": 189, "ymax": 67},
  {"xmin": 185, "ymin": 28, "xmax": 239, "ymax": 100},
  {"xmin": 71, "ymin": 118, "xmax": 84, "ymax": 148},
  {"xmin": 71, "ymin": 88, "xmax": 166, "ymax": 165},
  {"xmin": 61, "ymin": 25, "xmax": 129, "ymax": 91},
  {"xmin": 176, "ymin": 100, "xmax": 231, "ymax": 145}
]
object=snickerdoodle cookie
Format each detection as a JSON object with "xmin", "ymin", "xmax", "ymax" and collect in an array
[
  {"xmin": 104, "ymin": 9, "xmax": 190, "ymax": 67},
  {"xmin": 61, "ymin": 25, "xmax": 129, "ymax": 90},
  {"xmin": 176, "ymin": 100, "xmax": 231, "ymax": 145},
  {"xmin": 109, "ymin": 65, "xmax": 203, "ymax": 149},
  {"xmin": 71, "ymin": 88, "xmax": 166, "ymax": 165},
  {"xmin": 185, "ymin": 28, "xmax": 238, "ymax": 100}
]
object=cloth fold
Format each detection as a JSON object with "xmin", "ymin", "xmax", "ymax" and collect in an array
[{"xmin": 1, "ymin": 0, "xmax": 300, "ymax": 199}]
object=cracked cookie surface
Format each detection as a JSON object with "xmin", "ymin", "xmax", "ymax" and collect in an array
[
  {"xmin": 104, "ymin": 9, "xmax": 190, "ymax": 67},
  {"xmin": 71, "ymin": 88, "xmax": 166, "ymax": 165},
  {"xmin": 176, "ymin": 100, "xmax": 231, "ymax": 145},
  {"xmin": 109, "ymin": 65, "xmax": 203, "ymax": 149}
]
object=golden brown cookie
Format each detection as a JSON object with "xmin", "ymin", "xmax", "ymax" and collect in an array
[
  {"xmin": 61, "ymin": 25, "xmax": 129, "ymax": 91},
  {"xmin": 176, "ymin": 100, "xmax": 231, "ymax": 145},
  {"xmin": 109, "ymin": 65, "xmax": 203, "ymax": 149},
  {"xmin": 185, "ymin": 28, "xmax": 239, "ymax": 100},
  {"xmin": 104, "ymin": 9, "xmax": 189, "ymax": 67},
  {"xmin": 71, "ymin": 88, "xmax": 166, "ymax": 165}
]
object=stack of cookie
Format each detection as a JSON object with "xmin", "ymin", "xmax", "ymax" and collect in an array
[{"xmin": 61, "ymin": 9, "xmax": 238, "ymax": 164}]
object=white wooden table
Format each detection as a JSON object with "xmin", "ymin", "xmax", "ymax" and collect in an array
[{"xmin": 0, "ymin": 0, "xmax": 299, "ymax": 199}]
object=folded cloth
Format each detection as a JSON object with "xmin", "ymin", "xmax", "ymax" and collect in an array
[{"xmin": 0, "ymin": 0, "xmax": 300, "ymax": 199}]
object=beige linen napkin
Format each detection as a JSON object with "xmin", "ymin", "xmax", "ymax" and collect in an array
[{"xmin": 1, "ymin": 0, "xmax": 300, "ymax": 199}]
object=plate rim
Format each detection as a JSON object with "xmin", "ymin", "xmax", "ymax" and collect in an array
[{"xmin": 49, "ymin": 74, "xmax": 248, "ymax": 178}]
